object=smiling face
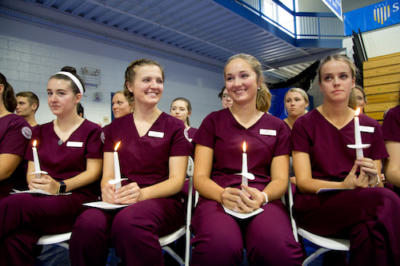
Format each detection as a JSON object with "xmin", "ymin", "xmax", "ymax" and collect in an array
[
  {"xmin": 285, "ymin": 91, "xmax": 308, "ymax": 117},
  {"xmin": 170, "ymin": 100, "xmax": 190, "ymax": 123},
  {"xmin": 126, "ymin": 65, "xmax": 164, "ymax": 108},
  {"xmin": 112, "ymin": 93, "xmax": 131, "ymax": 118},
  {"xmin": 47, "ymin": 78, "xmax": 80, "ymax": 117},
  {"xmin": 224, "ymin": 58, "xmax": 260, "ymax": 106},
  {"xmin": 319, "ymin": 60, "xmax": 355, "ymax": 104}
]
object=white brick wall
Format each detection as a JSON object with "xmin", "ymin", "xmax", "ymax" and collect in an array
[{"xmin": 0, "ymin": 17, "xmax": 224, "ymax": 128}]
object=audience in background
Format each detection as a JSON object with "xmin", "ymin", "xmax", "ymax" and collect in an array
[
  {"xmin": 16, "ymin": 91, "xmax": 39, "ymax": 127},
  {"xmin": 112, "ymin": 90, "xmax": 134, "ymax": 119},
  {"xmin": 354, "ymin": 85, "xmax": 367, "ymax": 113},
  {"xmin": 218, "ymin": 86, "xmax": 233, "ymax": 109}
]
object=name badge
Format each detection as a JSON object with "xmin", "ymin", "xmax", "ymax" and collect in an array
[
  {"xmin": 148, "ymin": 131, "xmax": 164, "ymax": 138},
  {"xmin": 66, "ymin": 141, "xmax": 83, "ymax": 148},
  {"xmin": 360, "ymin": 126, "xmax": 374, "ymax": 133},
  {"xmin": 260, "ymin": 129, "xmax": 276, "ymax": 136}
]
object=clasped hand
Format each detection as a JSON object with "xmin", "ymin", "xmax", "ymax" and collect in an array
[
  {"xmin": 29, "ymin": 174, "xmax": 59, "ymax": 194},
  {"xmin": 343, "ymin": 158, "xmax": 379, "ymax": 189},
  {"xmin": 102, "ymin": 182, "xmax": 141, "ymax": 204},
  {"xmin": 221, "ymin": 185, "xmax": 264, "ymax": 213}
]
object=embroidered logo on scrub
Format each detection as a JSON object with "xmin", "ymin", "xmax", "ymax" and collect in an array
[{"xmin": 21, "ymin": 127, "xmax": 32, "ymax": 139}]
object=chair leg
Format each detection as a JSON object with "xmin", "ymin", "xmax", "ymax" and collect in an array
[
  {"xmin": 162, "ymin": 246, "xmax": 185, "ymax": 266},
  {"xmin": 303, "ymin": 247, "xmax": 330, "ymax": 266}
]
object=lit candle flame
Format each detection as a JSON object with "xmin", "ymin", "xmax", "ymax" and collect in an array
[
  {"xmin": 33, "ymin": 140, "xmax": 37, "ymax": 147},
  {"xmin": 242, "ymin": 141, "xmax": 246, "ymax": 153},
  {"xmin": 355, "ymin": 108, "xmax": 360, "ymax": 116},
  {"xmin": 114, "ymin": 141, "xmax": 121, "ymax": 151}
]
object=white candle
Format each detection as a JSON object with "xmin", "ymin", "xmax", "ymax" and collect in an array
[
  {"xmin": 114, "ymin": 141, "xmax": 122, "ymax": 189},
  {"xmin": 242, "ymin": 142, "xmax": 248, "ymax": 187},
  {"xmin": 354, "ymin": 108, "xmax": 364, "ymax": 159},
  {"xmin": 32, "ymin": 140, "xmax": 41, "ymax": 178}
]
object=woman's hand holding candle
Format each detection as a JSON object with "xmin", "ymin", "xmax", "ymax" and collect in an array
[
  {"xmin": 221, "ymin": 187, "xmax": 251, "ymax": 212},
  {"xmin": 232, "ymin": 185, "xmax": 265, "ymax": 213},
  {"xmin": 342, "ymin": 158, "xmax": 379, "ymax": 189},
  {"xmin": 29, "ymin": 174, "xmax": 59, "ymax": 194},
  {"xmin": 114, "ymin": 182, "xmax": 141, "ymax": 204},
  {"xmin": 102, "ymin": 183, "xmax": 116, "ymax": 204}
]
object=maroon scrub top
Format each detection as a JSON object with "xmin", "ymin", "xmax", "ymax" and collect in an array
[
  {"xmin": 103, "ymin": 112, "xmax": 191, "ymax": 187},
  {"xmin": 193, "ymin": 108, "xmax": 289, "ymax": 189},
  {"xmin": 292, "ymin": 109, "xmax": 388, "ymax": 182},
  {"xmin": 0, "ymin": 114, "xmax": 31, "ymax": 198},
  {"xmin": 25, "ymin": 120, "xmax": 103, "ymax": 198},
  {"xmin": 382, "ymin": 105, "xmax": 400, "ymax": 142}
]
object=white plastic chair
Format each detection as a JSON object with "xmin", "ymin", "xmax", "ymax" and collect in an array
[
  {"xmin": 286, "ymin": 180, "xmax": 350, "ymax": 266},
  {"xmin": 37, "ymin": 157, "xmax": 195, "ymax": 266},
  {"xmin": 159, "ymin": 156, "xmax": 194, "ymax": 266}
]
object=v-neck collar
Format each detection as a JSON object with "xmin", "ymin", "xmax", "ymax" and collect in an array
[
  {"xmin": 227, "ymin": 108, "xmax": 266, "ymax": 130},
  {"xmin": 315, "ymin": 109, "xmax": 353, "ymax": 131},
  {"xmin": 132, "ymin": 112, "xmax": 164, "ymax": 138},
  {"xmin": 53, "ymin": 119, "xmax": 86, "ymax": 144}
]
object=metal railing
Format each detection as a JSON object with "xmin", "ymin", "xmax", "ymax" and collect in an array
[{"xmin": 237, "ymin": 0, "xmax": 344, "ymax": 38}]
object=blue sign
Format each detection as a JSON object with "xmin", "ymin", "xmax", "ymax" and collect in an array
[
  {"xmin": 344, "ymin": 0, "xmax": 400, "ymax": 36},
  {"xmin": 322, "ymin": 0, "xmax": 343, "ymax": 21}
]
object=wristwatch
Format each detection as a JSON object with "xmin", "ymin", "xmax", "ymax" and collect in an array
[{"xmin": 58, "ymin": 181, "xmax": 67, "ymax": 193}]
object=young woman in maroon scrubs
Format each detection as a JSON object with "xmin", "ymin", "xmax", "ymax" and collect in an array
[
  {"xmin": 0, "ymin": 73, "xmax": 31, "ymax": 200},
  {"xmin": 69, "ymin": 59, "xmax": 190, "ymax": 266},
  {"xmin": 382, "ymin": 98, "xmax": 400, "ymax": 194},
  {"xmin": 0, "ymin": 72, "xmax": 103, "ymax": 265},
  {"xmin": 170, "ymin": 97, "xmax": 197, "ymax": 152},
  {"xmin": 112, "ymin": 90, "xmax": 134, "ymax": 118},
  {"xmin": 292, "ymin": 54, "xmax": 400, "ymax": 265},
  {"xmin": 191, "ymin": 54, "xmax": 303, "ymax": 265}
]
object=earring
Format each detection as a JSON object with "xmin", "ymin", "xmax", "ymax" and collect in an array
[
  {"xmin": 258, "ymin": 87, "xmax": 261, "ymax": 91},
  {"xmin": 130, "ymin": 109, "xmax": 133, "ymax": 113}
]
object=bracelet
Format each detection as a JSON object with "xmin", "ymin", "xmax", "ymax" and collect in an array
[
  {"xmin": 261, "ymin": 192, "xmax": 268, "ymax": 205},
  {"xmin": 372, "ymin": 175, "xmax": 380, "ymax": 187}
]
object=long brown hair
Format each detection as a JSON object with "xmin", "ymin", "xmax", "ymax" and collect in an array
[
  {"xmin": 224, "ymin": 54, "xmax": 271, "ymax": 112},
  {"xmin": 0, "ymin": 72, "xmax": 17, "ymax": 112}
]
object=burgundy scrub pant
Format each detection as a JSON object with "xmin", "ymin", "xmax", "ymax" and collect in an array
[
  {"xmin": 0, "ymin": 193, "xmax": 90, "ymax": 265},
  {"xmin": 190, "ymin": 198, "xmax": 303, "ymax": 266},
  {"xmin": 294, "ymin": 187, "xmax": 400, "ymax": 266},
  {"xmin": 69, "ymin": 197, "xmax": 183, "ymax": 266}
]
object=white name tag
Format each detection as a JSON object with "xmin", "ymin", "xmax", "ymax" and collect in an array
[
  {"xmin": 148, "ymin": 131, "xmax": 164, "ymax": 138},
  {"xmin": 260, "ymin": 129, "xmax": 276, "ymax": 136},
  {"xmin": 66, "ymin": 141, "xmax": 83, "ymax": 147},
  {"xmin": 360, "ymin": 126, "xmax": 374, "ymax": 133}
]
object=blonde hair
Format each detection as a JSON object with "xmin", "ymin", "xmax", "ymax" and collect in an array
[
  {"xmin": 318, "ymin": 54, "xmax": 357, "ymax": 82},
  {"xmin": 123, "ymin": 59, "xmax": 164, "ymax": 104},
  {"xmin": 224, "ymin": 54, "xmax": 271, "ymax": 112},
  {"xmin": 284, "ymin": 88, "xmax": 309, "ymax": 114},
  {"xmin": 348, "ymin": 88, "xmax": 357, "ymax": 110}
]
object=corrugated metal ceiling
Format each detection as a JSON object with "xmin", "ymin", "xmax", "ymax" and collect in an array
[{"xmin": 3, "ymin": 0, "xmax": 345, "ymax": 82}]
